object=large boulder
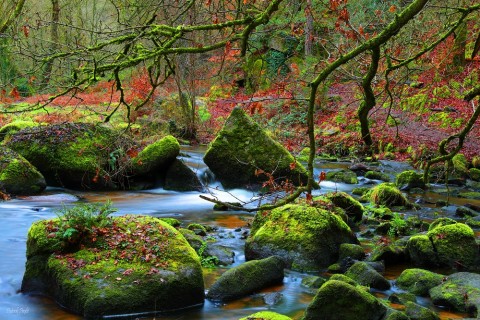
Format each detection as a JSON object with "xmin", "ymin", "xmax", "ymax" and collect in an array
[
  {"xmin": 429, "ymin": 272, "xmax": 480, "ymax": 316},
  {"xmin": 164, "ymin": 159, "xmax": 203, "ymax": 191},
  {"xmin": 0, "ymin": 148, "xmax": 46, "ymax": 195},
  {"xmin": 302, "ymin": 280, "xmax": 387, "ymax": 320},
  {"xmin": 240, "ymin": 311, "xmax": 292, "ymax": 320},
  {"xmin": 206, "ymin": 256, "xmax": 284, "ymax": 301},
  {"xmin": 395, "ymin": 170, "xmax": 425, "ymax": 190},
  {"xmin": 203, "ymin": 107, "xmax": 310, "ymax": 189},
  {"xmin": 21, "ymin": 214, "xmax": 204, "ymax": 318},
  {"xmin": 407, "ymin": 221, "xmax": 479, "ymax": 270},
  {"xmin": 6, "ymin": 123, "xmax": 180, "ymax": 190},
  {"xmin": 245, "ymin": 204, "xmax": 358, "ymax": 271},
  {"xmin": 324, "ymin": 191, "xmax": 365, "ymax": 222}
]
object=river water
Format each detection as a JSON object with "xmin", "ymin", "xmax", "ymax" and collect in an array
[{"xmin": 0, "ymin": 147, "xmax": 478, "ymax": 319}]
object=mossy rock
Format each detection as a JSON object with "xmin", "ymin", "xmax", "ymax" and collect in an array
[
  {"xmin": 469, "ymin": 168, "xmax": 480, "ymax": 182},
  {"xmin": 366, "ymin": 183, "xmax": 411, "ymax": 208},
  {"xmin": 131, "ymin": 135, "xmax": 179, "ymax": 176},
  {"xmin": 396, "ymin": 268, "xmax": 444, "ymax": 296},
  {"xmin": 452, "ymin": 153, "xmax": 469, "ymax": 178},
  {"xmin": 404, "ymin": 301, "xmax": 440, "ymax": 320},
  {"xmin": 338, "ymin": 243, "xmax": 365, "ymax": 261},
  {"xmin": 326, "ymin": 169, "xmax": 358, "ymax": 184},
  {"xmin": 344, "ymin": 261, "xmax": 391, "ymax": 290},
  {"xmin": 0, "ymin": 120, "xmax": 39, "ymax": 142},
  {"xmin": 6, "ymin": 123, "xmax": 180, "ymax": 190},
  {"xmin": 301, "ymin": 280, "xmax": 387, "ymax": 320},
  {"xmin": 472, "ymin": 156, "xmax": 480, "ymax": 169},
  {"xmin": 407, "ymin": 222, "xmax": 479, "ymax": 270},
  {"xmin": 0, "ymin": 147, "xmax": 46, "ymax": 195},
  {"xmin": 21, "ymin": 215, "xmax": 204, "ymax": 318},
  {"xmin": 301, "ymin": 275, "xmax": 327, "ymax": 289},
  {"xmin": 352, "ymin": 187, "xmax": 371, "ymax": 196},
  {"xmin": 245, "ymin": 204, "xmax": 358, "ymax": 271},
  {"xmin": 365, "ymin": 171, "xmax": 390, "ymax": 182},
  {"xmin": 164, "ymin": 159, "xmax": 203, "ymax": 191},
  {"xmin": 429, "ymin": 272, "xmax": 480, "ymax": 315},
  {"xmin": 240, "ymin": 311, "xmax": 292, "ymax": 320},
  {"xmin": 395, "ymin": 170, "xmax": 425, "ymax": 190},
  {"xmin": 368, "ymin": 240, "xmax": 407, "ymax": 266},
  {"xmin": 458, "ymin": 191, "xmax": 480, "ymax": 200},
  {"xmin": 324, "ymin": 191, "xmax": 365, "ymax": 222},
  {"xmin": 206, "ymin": 256, "xmax": 284, "ymax": 301},
  {"xmin": 203, "ymin": 107, "xmax": 310, "ymax": 189}
]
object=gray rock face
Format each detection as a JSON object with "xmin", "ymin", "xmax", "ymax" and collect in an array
[
  {"xmin": 206, "ymin": 256, "xmax": 285, "ymax": 302},
  {"xmin": 203, "ymin": 107, "xmax": 310, "ymax": 189}
]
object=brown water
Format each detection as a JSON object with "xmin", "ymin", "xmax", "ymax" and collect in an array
[{"xmin": 1, "ymin": 150, "xmax": 479, "ymax": 319}]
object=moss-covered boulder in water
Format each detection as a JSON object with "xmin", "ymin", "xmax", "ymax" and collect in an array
[
  {"xmin": 452, "ymin": 153, "xmax": 469, "ymax": 178},
  {"xmin": 396, "ymin": 268, "xmax": 444, "ymax": 296},
  {"xmin": 6, "ymin": 123, "xmax": 180, "ymax": 190},
  {"xmin": 302, "ymin": 280, "xmax": 387, "ymax": 320},
  {"xmin": 240, "ymin": 311, "xmax": 292, "ymax": 320},
  {"xmin": 407, "ymin": 221, "xmax": 479, "ymax": 270},
  {"xmin": 395, "ymin": 170, "xmax": 425, "ymax": 190},
  {"xmin": 206, "ymin": 256, "xmax": 284, "ymax": 301},
  {"xmin": 0, "ymin": 148, "xmax": 46, "ymax": 195},
  {"xmin": 326, "ymin": 169, "xmax": 358, "ymax": 184},
  {"xmin": 245, "ymin": 204, "xmax": 358, "ymax": 271},
  {"xmin": 344, "ymin": 261, "xmax": 391, "ymax": 290},
  {"xmin": 404, "ymin": 301, "xmax": 440, "ymax": 320},
  {"xmin": 130, "ymin": 135, "xmax": 179, "ymax": 175},
  {"xmin": 203, "ymin": 107, "xmax": 310, "ymax": 189},
  {"xmin": 429, "ymin": 272, "xmax": 480, "ymax": 316},
  {"xmin": 324, "ymin": 191, "xmax": 365, "ymax": 222},
  {"xmin": 366, "ymin": 183, "xmax": 411, "ymax": 208},
  {"xmin": 21, "ymin": 215, "xmax": 204, "ymax": 318}
]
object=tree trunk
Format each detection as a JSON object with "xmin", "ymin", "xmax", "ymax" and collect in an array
[
  {"xmin": 42, "ymin": 0, "xmax": 60, "ymax": 87},
  {"xmin": 304, "ymin": 0, "xmax": 314, "ymax": 56},
  {"xmin": 452, "ymin": 19, "xmax": 467, "ymax": 67}
]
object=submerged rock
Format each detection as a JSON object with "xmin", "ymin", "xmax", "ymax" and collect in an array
[
  {"xmin": 302, "ymin": 280, "xmax": 387, "ymax": 320},
  {"xmin": 206, "ymin": 256, "xmax": 284, "ymax": 301},
  {"xmin": 0, "ymin": 147, "xmax": 46, "ymax": 195},
  {"xmin": 21, "ymin": 215, "xmax": 204, "ymax": 318},
  {"xmin": 245, "ymin": 204, "xmax": 358, "ymax": 271},
  {"xmin": 203, "ymin": 107, "xmax": 310, "ymax": 189}
]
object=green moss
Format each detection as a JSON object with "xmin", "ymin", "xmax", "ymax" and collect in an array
[
  {"xmin": 396, "ymin": 268, "xmax": 443, "ymax": 295},
  {"xmin": 159, "ymin": 218, "xmax": 181, "ymax": 227},
  {"xmin": 240, "ymin": 311, "xmax": 292, "ymax": 320},
  {"xmin": 469, "ymin": 168, "xmax": 480, "ymax": 181},
  {"xmin": 22, "ymin": 215, "xmax": 205, "ymax": 318},
  {"xmin": 428, "ymin": 217, "xmax": 457, "ymax": 231},
  {"xmin": 365, "ymin": 171, "xmax": 390, "ymax": 182},
  {"xmin": 326, "ymin": 169, "xmax": 358, "ymax": 184},
  {"xmin": 246, "ymin": 204, "xmax": 358, "ymax": 271},
  {"xmin": 395, "ymin": 170, "xmax": 425, "ymax": 190},
  {"xmin": 352, "ymin": 187, "xmax": 371, "ymax": 196},
  {"xmin": 329, "ymin": 274, "xmax": 358, "ymax": 286},
  {"xmin": 324, "ymin": 191, "xmax": 365, "ymax": 222},
  {"xmin": 458, "ymin": 191, "xmax": 480, "ymax": 200},
  {"xmin": 132, "ymin": 135, "xmax": 180, "ymax": 175},
  {"xmin": 302, "ymin": 280, "xmax": 386, "ymax": 320},
  {"xmin": 203, "ymin": 107, "xmax": 310, "ymax": 189},
  {"xmin": 452, "ymin": 154, "xmax": 468, "ymax": 177},
  {"xmin": 0, "ymin": 148, "xmax": 46, "ymax": 195},
  {"xmin": 0, "ymin": 120, "xmax": 38, "ymax": 142},
  {"xmin": 366, "ymin": 183, "xmax": 410, "ymax": 208}
]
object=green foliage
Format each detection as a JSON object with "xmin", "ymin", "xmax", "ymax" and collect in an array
[
  {"xmin": 197, "ymin": 104, "xmax": 211, "ymax": 123},
  {"xmin": 400, "ymin": 93, "xmax": 428, "ymax": 113},
  {"xmin": 388, "ymin": 213, "xmax": 407, "ymax": 238},
  {"xmin": 55, "ymin": 201, "xmax": 117, "ymax": 243},
  {"xmin": 432, "ymin": 85, "xmax": 451, "ymax": 99}
]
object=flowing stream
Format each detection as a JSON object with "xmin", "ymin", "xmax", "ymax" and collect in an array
[{"xmin": 0, "ymin": 147, "xmax": 478, "ymax": 319}]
